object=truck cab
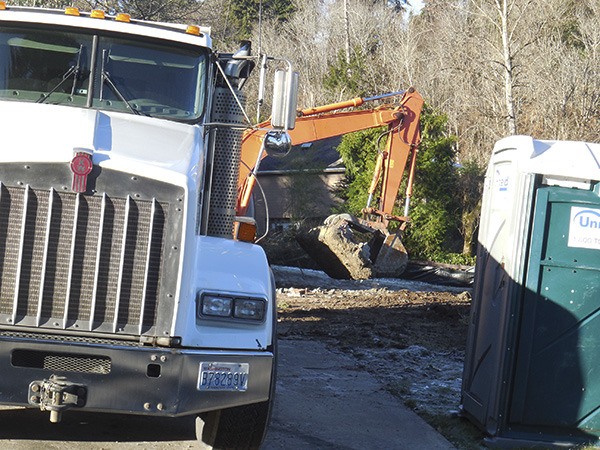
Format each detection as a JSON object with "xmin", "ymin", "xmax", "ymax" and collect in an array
[{"xmin": 0, "ymin": 4, "xmax": 278, "ymax": 448}]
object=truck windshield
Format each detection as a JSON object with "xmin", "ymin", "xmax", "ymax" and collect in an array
[{"xmin": 0, "ymin": 26, "xmax": 207, "ymax": 122}]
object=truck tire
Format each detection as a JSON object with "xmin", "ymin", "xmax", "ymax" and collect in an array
[{"xmin": 195, "ymin": 399, "xmax": 272, "ymax": 450}]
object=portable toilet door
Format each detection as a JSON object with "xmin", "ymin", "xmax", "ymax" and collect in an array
[{"xmin": 507, "ymin": 183, "xmax": 600, "ymax": 442}]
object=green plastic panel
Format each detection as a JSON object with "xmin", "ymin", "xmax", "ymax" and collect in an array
[{"xmin": 510, "ymin": 186, "xmax": 600, "ymax": 433}]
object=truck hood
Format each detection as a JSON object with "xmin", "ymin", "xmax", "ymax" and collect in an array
[{"xmin": 0, "ymin": 101, "xmax": 202, "ymax": 178}]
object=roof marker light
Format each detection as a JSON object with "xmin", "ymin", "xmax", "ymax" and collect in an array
[
  {"xmin": 115, "ymin": 13, "xmax": 131, "ymax": 23},
  {"xmin": 186, "ymin": 25, "xmax": 201, "ymax": 36},
  {"xmin": 90, "ymin": 9, "xmax": 106, "ymax": 19},
  {"xmin": 0, "ymin": 2, "xmax": 6, "ymax": 11},
  {"xmin": 65, "ymin": 7, "xmax": 80, "ymax": 16}
]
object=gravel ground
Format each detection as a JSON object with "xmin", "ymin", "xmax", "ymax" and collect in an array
[{"xmin": 273, "ymin": 265, "xmax": 485, "ymax": 448}]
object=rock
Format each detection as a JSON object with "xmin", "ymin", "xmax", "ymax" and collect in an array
[{"xmin": 296, "ymin": 214, "xmax": 408, "ymax": 280}]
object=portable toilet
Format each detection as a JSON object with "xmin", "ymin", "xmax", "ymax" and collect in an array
[{"xmin": 461, "ymin": 136, "xmax": 600, "ymax": 447}]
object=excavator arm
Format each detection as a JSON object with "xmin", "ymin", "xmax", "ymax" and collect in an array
[
  {"xmin": 237, "ymin": 88, "xmax": 424, "ymax": 219},
  {"xmin": 237, "ymin": 88, "xmax": 424, "ymax": 280}
]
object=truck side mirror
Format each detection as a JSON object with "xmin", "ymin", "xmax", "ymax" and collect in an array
[{"xmin": 270, "ymin": 68, "xmax": 298, "ymax": 131}]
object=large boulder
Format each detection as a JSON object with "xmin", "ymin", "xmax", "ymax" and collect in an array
[{"xmin": 296, "ymin": 214, "xmax": 408, "ymax": 280}]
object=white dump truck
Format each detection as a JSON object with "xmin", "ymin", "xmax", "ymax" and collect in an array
[{"xmin": 0, "ymin": 4, "xmax": 296, "ymax": 448}]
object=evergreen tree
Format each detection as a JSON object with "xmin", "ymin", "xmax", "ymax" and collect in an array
[
  {"xmin": 402, "ymin": 106, "xmax": 461, "ymax": 260},
  {"xmin": 334, "ymin": 127, "xmax": 383, "ymax": 214},
  {"xmin": 227, "ymin": 0, "xmax": 296, "ymax": 41},
  {"xmin": 323, "ymin": 47, "xmax": 369, "ymax": 99},
  {"xmin": 335, "ymin": 106, "xmax": 466, "ymax": 261}
]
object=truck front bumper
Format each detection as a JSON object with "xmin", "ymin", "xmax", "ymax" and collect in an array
[{"xmin": 0, "ymin": 335, "xmax": 274, "ymax": 417}]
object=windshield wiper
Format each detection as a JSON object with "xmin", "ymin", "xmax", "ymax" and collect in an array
[
  {"xmin": 37, "ymin": 45, "xmax": 83, "ymax": 104},
  {"xmin": 100, "ymin": 49, "xmax": 146, "ymax": 116},
  {"xmin": 101, "ymin": 70, "xmax": 145, "ymax": 116}
]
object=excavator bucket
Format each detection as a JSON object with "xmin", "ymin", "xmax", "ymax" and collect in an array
[{"xmin": 296, "ymin": 214, "xmax": 408, "ymax": 280}]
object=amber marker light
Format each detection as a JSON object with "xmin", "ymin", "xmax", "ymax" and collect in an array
[
  {"xmin": 234, "ymin": 218, "xmax": 257, "ymax": 243},
  {"xmin": 0, "ymin": 2, "xmax": 6, "ymax": 11},
  {"xmin": 90, "ymin": 9, "xmax": 106, "ymax": 19},
  {"xmin": 185, "ymin": 25, "xmax": 201, "ymax": 36},
  {"xmin": 115, "ymin": 13, "xmax": 131, "ymax": 23},
  {"xmin": 65, "ymin": 7, "xmax": 80, "ymax": 16}
]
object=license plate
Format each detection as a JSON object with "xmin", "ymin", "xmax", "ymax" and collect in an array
[{"xmin": 197, "ymin": 362, "xmax": 249, "ymax": 392}]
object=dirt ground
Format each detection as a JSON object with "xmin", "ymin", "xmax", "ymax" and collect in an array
[{"xmin": 273, "ymin": 267, "xmax": 485, "ymax": 448}]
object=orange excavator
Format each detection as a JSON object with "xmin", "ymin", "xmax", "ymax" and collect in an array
[{"xmin": 237, "ymin": 88, "xmax": 424, "ymax": 279}]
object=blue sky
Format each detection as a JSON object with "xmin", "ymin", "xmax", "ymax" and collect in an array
[{"xmin": 409, "ymin": 0, "xmax": 425, "ymax": 14}]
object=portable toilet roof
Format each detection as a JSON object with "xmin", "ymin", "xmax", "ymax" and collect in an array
[{"xmin": 496, "ymin": 135, "xmax": 600, "ymax": 185}]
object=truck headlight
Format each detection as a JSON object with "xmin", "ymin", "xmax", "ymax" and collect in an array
[
  {"xmin": 199, "ymin": 293, "xmax": 266, "ymax": 322},
  {"xmin": 201, "ymin": 295, "xmax": 233, "ymax": 317},
  {"xmin": 234, "ymin": 298, "xmax": 265, "ymax": 321}
]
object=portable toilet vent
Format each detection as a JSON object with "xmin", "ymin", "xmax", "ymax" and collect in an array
[{"xmin": 461, "ymin": 136, "xmax": 600, "ymax": 448}]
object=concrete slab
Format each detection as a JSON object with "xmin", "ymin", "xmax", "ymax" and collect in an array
[{"xmin": 264, "ymin": 339, "xmax": 456, "ymax": 449}]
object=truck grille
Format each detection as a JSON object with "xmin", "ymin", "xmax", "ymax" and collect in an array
[{"xmin": 0, "ymin": 165, "xmax": 184, "ymax": 338}]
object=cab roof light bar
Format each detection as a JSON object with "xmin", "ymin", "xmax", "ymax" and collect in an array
[{"xmin": 0, "ymin": 4, "xmax": 207, "ymax": 38}]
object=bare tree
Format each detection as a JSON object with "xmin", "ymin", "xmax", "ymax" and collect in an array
[
  {"xmin": 494, "ymin": 0, "xmax": 518, "ymax": 134},
  {"xmin": 525, "ymin": 0, "xmax": 600, "ymax": 142},
  {"xmin": 343, "ymin": 0, "xmax": 351, "ymax": 66}
]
